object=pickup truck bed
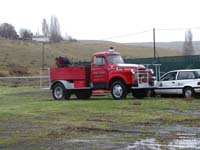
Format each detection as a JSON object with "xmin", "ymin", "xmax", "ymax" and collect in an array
[{"xmin": 50, "ymin": 66, "xmax": 86, "ymax": 81}]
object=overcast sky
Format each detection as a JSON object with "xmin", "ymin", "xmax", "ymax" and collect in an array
[{"xmin": 1, "ymin": 0, "xmax": 200, "ymax": 43}]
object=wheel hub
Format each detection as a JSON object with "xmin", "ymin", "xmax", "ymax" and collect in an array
[
  {"xmin": 185, "ymin": 90, "xmax": 192, "ymax": 98},
  {"xmin": 54, "ymin": 87, "xmax": 63, "ymax": 99},
  {"xmin": 113, "ymin": 84, "xmax": 123, "ymax": 98}
]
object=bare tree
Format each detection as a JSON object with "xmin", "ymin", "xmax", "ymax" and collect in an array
[
  {"xmin": 49, "ymin": 16, "xmax": 62, "ymax": 42},
  {"xmin": 42, "ymin": 18, "xmax": 49, "ymax": 37},
  {"xmin": 183, "ymin": 29, "xmax": 194, "ymax": 55},
  {"xmin": 0, "ymin": 23, "xmax": 18, "ymax": 39},
  {"xmin": 64, "ymin": 32, "xmax": 77, "ymax": 42}
]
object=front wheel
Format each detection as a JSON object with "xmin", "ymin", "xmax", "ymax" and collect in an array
[
  {"xmin": 111, "ymin": 81, "xmax": 127, "ymax": 100},
  {"xmin": 183, "ymin": 87, "xmax": 195, "ymax": 98}
]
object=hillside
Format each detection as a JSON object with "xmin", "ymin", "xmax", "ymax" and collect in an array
[
  {"xmin": 126, "ymin": 41, "xmax": 200, "ymax": 54},
  {"xmin": 0, "ymin": 39, "xmax": 182, "ymax": 76}
]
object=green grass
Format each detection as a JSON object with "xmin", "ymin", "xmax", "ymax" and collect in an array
[
  {"xmin": 0, "ymin": 86, "xmax": 200, "ymax": 149},
  {"xmin": 0, "ymin": 86, "xmax": 35, "ymax": 95},
  {"xmin": 0, "ymin": 86, "xmax": 199, "ymax": 124},
  {"xmin": 0, "ymin": 39, "xmax": 182, "ymax": 76}
]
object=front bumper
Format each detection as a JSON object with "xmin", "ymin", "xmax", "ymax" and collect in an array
[{"xmin": 194, "ymin": 87, "xmax": 200, "ymax": 93}]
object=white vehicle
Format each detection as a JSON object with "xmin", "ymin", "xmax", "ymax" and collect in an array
[{"xmin": 154, "ymin": 69, "xmax": 200, "ymax": 98}]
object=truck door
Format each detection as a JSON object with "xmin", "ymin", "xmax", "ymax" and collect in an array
[
  {"xmin": 155, "ymin": 71, "xmax": 178, "ymax": 94},
  {"xmin": 91, "ymin": 56, "xmax": 108, "ymax": 89}
]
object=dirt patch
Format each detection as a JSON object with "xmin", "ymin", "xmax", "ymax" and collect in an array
[
  {"xmin": 48, "ymin": 126, "xmax": 154, "ymax": 138},
  {"xmin": 86, "ymin": 117, "xmax": 114, "ymax": 123},
  {"xmin": 167, "ymin": 109, "xmax": 200, "ymax": 117}
]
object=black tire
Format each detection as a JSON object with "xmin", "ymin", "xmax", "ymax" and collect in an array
[
  {"xmin": 183, "ymin": 87, "xmax": 195, "ymax": 98},
  {"xmin": 132, "ymin": 89, "xmax": 147, "ymax": 99},
  {"xmin": 147, "ymin": 89, "xmax": 156, "ymax": 97},
  {"xmin": 64, "ymin": 90, "xmax": 72, "ymax": 100},
  {"xmin": 75, "ymin": 90, "xmax": 92, "ymax": 99},
  {"xmin": 111, "ymin": 81, "xmax": 127, "ymax": 100},
  {"xmin": 52, "ymin": 83, "xmax": 71, "ymax": 100}
]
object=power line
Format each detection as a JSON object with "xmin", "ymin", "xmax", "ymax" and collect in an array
[
  {"xmin": 157, "ymin": 26, "xmax": 200, "ymax": 31},
  {"xmin": 100, "ymin": 26, "xmax": 200, "ymax": 41},
  {"xmin": 101, "ymin": 29, "xmax": 152, "ymax": 40}
]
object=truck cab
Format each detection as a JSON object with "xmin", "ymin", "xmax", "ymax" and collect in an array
[
  {"xmin": 90, "ymin": 49, "xmax": 153, "ymax": 99},
  {"xmin": 50, "ymin": 48, "xmax": 154, "ymax": 100},
  {"xmin": 91, "ymin": 51, "xmax": 123, "ymax": 89}
]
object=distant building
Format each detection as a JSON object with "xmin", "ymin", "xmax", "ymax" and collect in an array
[{"xmin": 32, "ymin": 35, "xmax": 50, "ymax": 42}]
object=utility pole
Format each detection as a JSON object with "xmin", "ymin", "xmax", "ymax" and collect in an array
[
  {"xmin": 42, "ymin": 42, "xmax": 44, "ymax": 70},
  {"xmin": 153, "ymin": 28, "xmax": 156, "ymax": 61}
]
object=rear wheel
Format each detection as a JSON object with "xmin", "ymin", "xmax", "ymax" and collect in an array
[
  {"xmin": 183, "ymin": 87, "xmax": 195, "ymax": 98},
  {"xmin": 75, "ymin": 90, "xmax": 92, "ymax": 99},
  {"xmin": 111, "ymin": 81, "xmax": 127, "ymax": 100},
  {"xmin": 52, "ymin": 83, "xmax": 71, "ymax": 100}
]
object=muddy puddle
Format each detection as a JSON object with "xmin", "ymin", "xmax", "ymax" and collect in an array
[
  {"xmin": 1, "ymin": 124, "xmax": 200, "ymax": 149},
  {"xmin": 126, "ymin": 136, "xmax": 200, "ymax": 150},
  {"xmin": 2, "ymin": 112, "xmax": 200, "ymax": 150},
  {"xmin": 51, "ymin": 133, "xmax": 200, "ymax": 150},
  {"xmin": 53, "ymin": 124, "xmax": 200, "ymax": 150}
]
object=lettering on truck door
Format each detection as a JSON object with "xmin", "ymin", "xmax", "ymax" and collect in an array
[{"xmin": 91, "ymin": 56, "xmax": 108, "ymax": 88}]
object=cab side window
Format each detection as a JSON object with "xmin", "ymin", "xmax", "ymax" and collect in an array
[
  {"xmin": 177, "ymin": 71, "xmax": 196, "ymax": 80},
  {"xmin": 161, "ymin": 72, "xmax": 177, "ymax": 81},
  {"xmin": 93, "ymin": 56, "xmax": 105, "ymax": 66}
]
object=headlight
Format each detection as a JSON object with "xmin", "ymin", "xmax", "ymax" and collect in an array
[
  {"xmin": 131, "ymin": 69, "xmax": 136, "ymax": 74},
  {"xmin": 149, "ymin": 69, "xmax": 154, "ymax": 74}
]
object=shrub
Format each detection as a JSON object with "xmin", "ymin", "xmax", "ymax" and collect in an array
[
  {"xmin": 0, "ymin": 71, "xmax": 9, "ymax": 77},
  {"xmin": 8, "ymin": 64, "xmax": 29, "ymax": 76}
]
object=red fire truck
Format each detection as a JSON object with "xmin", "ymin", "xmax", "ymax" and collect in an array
[{"xmin": 50, "ymin": 48, "xmax": 154, "ymax": 100}]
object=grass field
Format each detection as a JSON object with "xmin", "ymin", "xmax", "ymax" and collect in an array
[
  {"xmin": 0, "ymin": 39, "xmax": 182, "ymax": 76},
  {"xmin": 0, "ymin": 86, "xmax": 200, "ymax": 149}
]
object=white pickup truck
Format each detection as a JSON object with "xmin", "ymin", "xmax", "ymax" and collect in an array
[{"xmin": 154, "ymin": 69, "xmax": 200, "ymax": 98}]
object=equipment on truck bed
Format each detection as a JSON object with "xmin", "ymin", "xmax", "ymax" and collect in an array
[{"xmin": 55, "ymin": 56, "xmax": 72, "ymax": 67}]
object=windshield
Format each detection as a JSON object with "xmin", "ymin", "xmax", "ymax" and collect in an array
[
  {"xmin": 108, "ymin": 55, "xmax": 124, "ymax": 64},
  {"xmin": 194, "ymin": 71, "xmax": 200, "ymax": 78}
]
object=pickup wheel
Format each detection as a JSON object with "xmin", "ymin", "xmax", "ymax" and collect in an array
[
  {"xmin": 52, "ymin": 83, "xmax": 71, "ymax": 100},
  {"xmin": 111, "ymin": 81, "xmax": 127, "ymax": 100},
  {"xmin": 183, "ymin": 87, "xmax": 195, "ymax": 98},
  {"xmin": 147, "ymin": 89, "xmax": 156, "ymax": 97},
  {"xmin": 75, "ymin": 90, "xmax": 92, "ymax": 99}
]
